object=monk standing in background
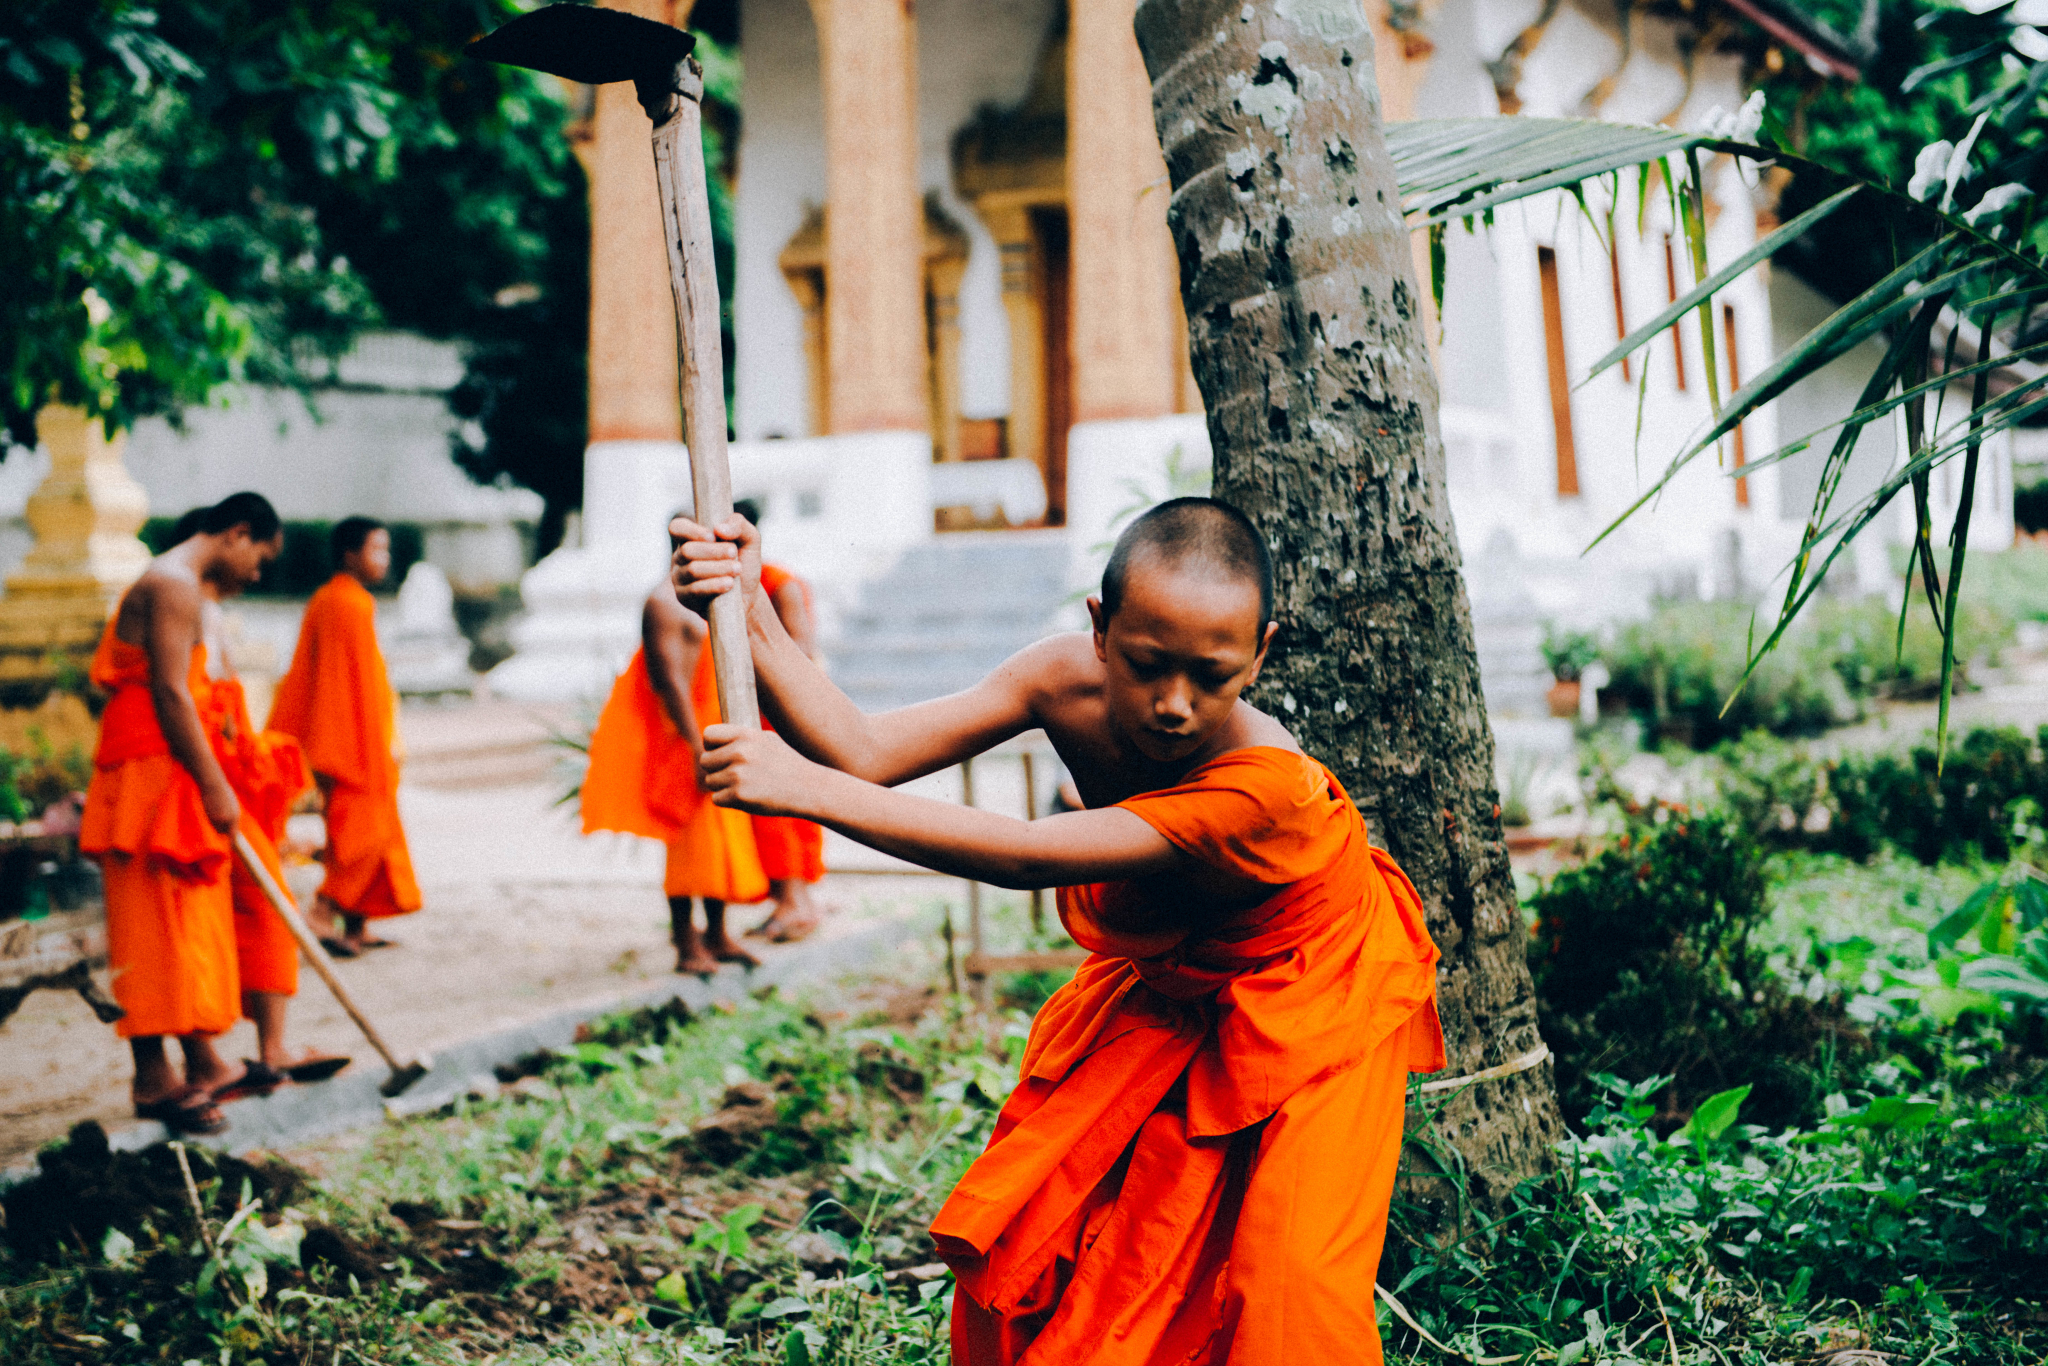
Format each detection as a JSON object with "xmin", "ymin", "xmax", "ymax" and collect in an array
[
  {"xmin": 582, "ymin": 579, "xmax": 766, "ymax": 974},
  {"xmin": 81, "ymin": 493, "xmax": 283, "ymax": 1136},
  {"xmin": 675, "ymin": 498, "xmax": 1445, "ymax": 1364},
  {"xmin": 165, "ymin": 510, "xmax": 347, "ymax": 1093},
  {"xmin": 731, "ymin": 499, "xmax": 826, "ymax": 943},
  {"xmin": 268, "ymin": 517, "xmax": 421, "ymax": 958}
]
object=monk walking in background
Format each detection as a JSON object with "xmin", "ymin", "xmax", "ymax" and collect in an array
[
  {"xmin": 268, "ymin": 517, "xmax": 421, "ymax": 958},
  {"xmin": 583, "ymin": 577, "xmax": 767, "ymax": 975},
  {"xmin": 731, "ymin": 499, "xmax": 826, "ymax": 943},
  {"xmin": 81, "ymin": 493, "xmax": 283, "ymax": 1136},
  {"xmin": 675, "ymin": 497, "xmax": 1444, "ymax": 1364},
  {"xmin": 164, "ymin": 509, "xmax": 351, "ymax": 1092}
]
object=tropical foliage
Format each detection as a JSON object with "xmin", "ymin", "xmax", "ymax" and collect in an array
[
  {"xmin": 1389, "ymin": 1, "xmax": 2048, "ymax": 757},
  {"xmin": 0, "ymin": 0, "xmax": 741, "ymax": 541}
]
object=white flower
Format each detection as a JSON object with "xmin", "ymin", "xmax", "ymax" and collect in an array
[
  {"xmin": 1964, "ymin": 182, "xmax": 2032, "ymax": 225},
  {"xmin": 2013, "ymin": 24, "xmax": 2048, "ymax": 60},
  {"xmin": 80, "ymin": 287, "xmax": 112, "ymax": 326},
  {"xmin": 1696, "ymin": 91, "xmax": 1767, "ymax": 142},
  {"xmin": 1908, "ymin": 141, "xmax": 1954, "ymax": 201},
  {"xmin": 2015, "ymin": 0, "xmax": 2048, "ymax": 23}
]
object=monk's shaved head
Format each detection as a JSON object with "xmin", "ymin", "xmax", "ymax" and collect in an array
[{"xmin": 1101, "ymin": 497, "xmax": 1273, "ymax": 632}]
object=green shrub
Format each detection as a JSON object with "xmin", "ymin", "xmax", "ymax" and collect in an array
[
  {"xmin": 1714, "ymin": 726, "xmax": 2048, "ymax": 866},
  {"xmin": 1539, "ymin": 622, "xmax": 1599, "ymax": 682},
  {"xmin": 1529, "ymin": 809, "xmax": 1865, "ymax": 1128},
  {"xmin": 1601, "ymin": 596, "xmax": 2007, "ymax": 748}
]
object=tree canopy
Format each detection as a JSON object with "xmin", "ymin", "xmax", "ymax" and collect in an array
[{"xmin": 1, "ymin": 0, "xmax": 738, "ymax": 542}]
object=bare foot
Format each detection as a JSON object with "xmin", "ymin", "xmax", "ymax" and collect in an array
[
  {"xmin": 704, "ymin": 934, "xmax": 761, "ymax": 967},
  {"xmin": 675, "ymin": 947, "xmax": 722, "ymax": 975},
  {"xmin": 765, "ymin": 913, "xmax": 820, "ymax": 944}
]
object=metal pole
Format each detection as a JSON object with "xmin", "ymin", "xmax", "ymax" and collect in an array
[
  {"xmin": 1020, "ymin": 750, "xmax": 1043, "ymax": 934},
  {"xmin": 961, "ymin": 757, "xmax": 988, "ymax": 1006}
]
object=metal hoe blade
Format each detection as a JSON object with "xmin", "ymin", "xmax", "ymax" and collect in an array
[{"xmin": 466, "ymin": 3, "xmax": 695, "ymax": 85}]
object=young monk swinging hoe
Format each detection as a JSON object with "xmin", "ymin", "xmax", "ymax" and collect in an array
[{"xmin": 674, "ymin": 496, "xmax": 1446, "ymax": 1364}]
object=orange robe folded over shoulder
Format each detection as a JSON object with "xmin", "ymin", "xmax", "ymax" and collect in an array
[
  {"xmin": 932, "ymin": 746, "xmax": 1446, "ymax": 1366},
  {"xmin": 582, "ymin": 645, "xmax": 767, "ymax": 904},
  {"xmin": 79, "ymin": 617, "xmax": 238, "ymax": 1039},
  {"xmin": 267, "ymin": 573, "xmax": 420, "ymax": 920},
  {"xmin": 207, "ymin": 676, "xmax": 311, "ymax": 997},
  {"xmin": 751, "ymin": 564, "xmax": 826, "ymax": 884}
]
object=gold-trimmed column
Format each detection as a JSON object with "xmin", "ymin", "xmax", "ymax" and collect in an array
[
  {"xmin": 816, "ymin": 0, "xmax": 928, "ymax": 434},
  {"xmin": 0, "ymin": 404, "xmax": 151, "ymax": 689}
]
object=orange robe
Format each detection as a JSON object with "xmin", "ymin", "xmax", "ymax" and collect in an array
[
  {"xmin": 267, "ymin": 573, "xmax": 421, "ymax": 919},
  {"xmin": 79, "ymin": 617, "xmax": 238, "ymax": 1039},
  {"xmin": 583, "ymin": 643, "xmax": 767, "ymax": 903},
  {"xmin": 932, "ymin": 747, "xmax": 1446, "ymax": 1365},
  {"xmin": 752, "ymin": 563, "xmax": 826, "ymax": 884},
  {"xmin": 206, "ymin": 676, "xmax": 311, "ymax": 997}
]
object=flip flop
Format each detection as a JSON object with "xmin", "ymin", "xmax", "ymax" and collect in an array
[
  {"xmin": 283, "ymin": 1054, "xmax": 352, "ymax": 1083},
  {"xmin": 210, "ymin": 1061, "xmax": 288, "ymax": 1104},
  {"xmin": 135, "ymin": 1089, "xmax": 229, "ymax": 1137},
  {"xmin": 357, "ymin": 937, "xmax": 399, "ymax": 950},
  {"xmin": 318, "ymin": 936, "xmax": 360, "ymax": 959}
]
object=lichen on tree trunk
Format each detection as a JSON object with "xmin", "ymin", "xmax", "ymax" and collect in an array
[{"xmin": 1134, "ymin": 0, "xmax": 1566, "ymax": 1204}]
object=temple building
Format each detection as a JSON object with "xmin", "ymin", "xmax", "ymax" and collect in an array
[{"xmin": 492, "ymin": 0, "xmax": 2030, "ymax": 711}]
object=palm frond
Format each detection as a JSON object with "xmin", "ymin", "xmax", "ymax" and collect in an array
[{"xmin": 1388, "ymin": 115, "xmax": 2048, "ymax": 764}]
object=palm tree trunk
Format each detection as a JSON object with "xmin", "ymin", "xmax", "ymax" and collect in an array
[{"xmin": 1134, "ymin": 0, "xmax": 1566, "ymax": 1205}]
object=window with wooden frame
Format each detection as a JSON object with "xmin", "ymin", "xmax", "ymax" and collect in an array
[
  {"xmin": 1537, "ymin": 246, "xmax": 1580, "ymax": 498},
  {"xmin": 1662, "ymin": 235, "xmax": 1689, "ymax": 391},
  {"xmin": 1724, "ymin": 303, "xmax": 1748, "ymax": 507}
]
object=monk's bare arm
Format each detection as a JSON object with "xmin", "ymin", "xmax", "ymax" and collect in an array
[
  {"xmin": 700, "ymin": 727, "xmax": 1182, "ymax": 889},
  {"xmin": 672, "ymin": 515, "xmax": 1037, "ymax": 784},
  {"xmin": 642, "ymin": 596, "xmax": 704, "ymax": 754},
  {"xmin": 143, "ymin": 580, "xmax": 239, "ymax": 831},
  {"xmin": 770, "ymin": 579, "xmax": 817, "ymax": 659}
]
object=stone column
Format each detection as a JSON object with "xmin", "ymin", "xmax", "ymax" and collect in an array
[
  {"xmin": 585, "ymin": 8, "xmax": 683, "ymax": 449},
  {"xmin": 0, "ymin": 404, "xmax": 151, "ymax": 693},
  {"xmin": 816, "ymin": 0, "xmax": 927, "ymax": 435},
  {"xmin": 1067, "ymin": 0, "xmax": 1178, "ymax": 425}
]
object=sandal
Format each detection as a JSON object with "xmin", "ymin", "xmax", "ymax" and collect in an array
[
  {"xmin": 211, "ymin": 1061, "xmax": 288, "ymax": 1104},
  {"xmin": 317, "ymin": 936, "xmax": 360, "ymax": 959},
  {"xmin": 283, "ymin": 1053, "xmax": 352, "ymax": 1083},
  {"xmin": 135, "ymin": 1088, "xmax": 229, "ymax": 1137}
]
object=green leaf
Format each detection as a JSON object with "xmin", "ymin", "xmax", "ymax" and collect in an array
[
  {"xmin": 783, "ymin": 1329, "xmax": 813, "ymax": 1366},
  {"xmin": 1930, "ymin": 882, "xmax": 1998, "ymax": 955},
  {"xmin": 1578, "ymin": 184, "xmax": 1861, "ymax": 386},
  {"xmin": 1675, "ymin": 1084, "xmax": 1751, "ymax": 1144},
  {"xmin": 652, "ymin": 1269, "xmax": 691, "ymax": 1307},
  {"xmin": 1826, "ymin": 1096, "xmax": 1942, "ymax": 1133},
  {"xmin": 760, "ymin": 1296, "xmax": 810, "ymax": 1320}
]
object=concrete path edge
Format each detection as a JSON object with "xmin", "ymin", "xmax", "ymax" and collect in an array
[{"xmin": 1, "ymin": 916, "xmax": 920, "ymax": 1190}]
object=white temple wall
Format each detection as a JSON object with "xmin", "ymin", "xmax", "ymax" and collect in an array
[
  {"xmin": 733, "ymin": 0, "xmax": 826, "ymax": 442},
  {"xmin": 732, "ymin": 0, "xmax": 1057, "ymax": 441},
  {"xmin": 916, "ymin": 0, "xmax": 1058, "ymax": 421}
]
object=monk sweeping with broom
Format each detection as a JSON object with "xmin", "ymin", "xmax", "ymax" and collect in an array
[{"xmin": 673, "ymin": 496, "xmax": 1445, "ymax": 1364}]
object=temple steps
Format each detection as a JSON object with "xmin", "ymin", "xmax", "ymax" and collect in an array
[{"xmin": 827, "ymin": 532, "xmax": 1071, "ymax": 712}]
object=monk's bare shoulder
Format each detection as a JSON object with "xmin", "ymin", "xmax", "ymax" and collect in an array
[
  {"xmin": 995, "ymin": 632, "xmax": 1102, "ymax": 714},
  {"xmin": 1224, "ymin": 700, "xmax": 1301, "ymax": 756},
  {"xmin": 115, "ymin": 557, "xmax": 201, "ymax": 645}
]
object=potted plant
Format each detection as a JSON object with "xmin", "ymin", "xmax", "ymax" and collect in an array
[{"xmin": 1541, "ymin": 625, "xmax": 1600, "ymax": 719}]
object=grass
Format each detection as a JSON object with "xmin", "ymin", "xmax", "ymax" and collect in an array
[{"xmin": 3, "ymin": 809, "xmax": 2043, "ymax": 1364}]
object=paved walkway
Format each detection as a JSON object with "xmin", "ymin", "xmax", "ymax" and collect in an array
[{"xmin": 0, "ymin": 701, "xmax": 976, "ymax": 1171}]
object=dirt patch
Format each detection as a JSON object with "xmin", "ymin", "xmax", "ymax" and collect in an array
[{"xmin": 1, "ymin": 1120, "xmax": 306, "ymax": 1263}]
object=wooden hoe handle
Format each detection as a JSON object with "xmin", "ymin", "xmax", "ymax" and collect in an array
[
  {"xmin": 650, "ymin": 62, "xmax": 759, "ymax": 731},
  {"xmin": 231, "ymin": 828, "xmax": 408, "ymax": 1075}
]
